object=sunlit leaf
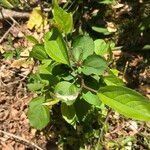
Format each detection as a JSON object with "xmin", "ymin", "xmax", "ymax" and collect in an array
[
  {"xmin": 94, "ymin": 39, "xmax": 110, "ymax": 56},
  {"xmin": 27, "ymin": 7, "xmax": 48, "ymax": 31},
  {"xmin": 82, "ymin": 91, "xmax": 102, "ymax": 108},
  {"xmin": 103, "ymin": 74, "xmax": 124, "ymax": 86},
  {"xmin": 44, "ymin": 28, "xmax": 69, "ymax": 65},
  {"xmin": 99, "ymin": 0, "xmax": 115, "ymax": 4},
  {"xmin": 30, "ymin": 44, "xmax": 48, "ymax": 61},
  {"xmin": 27, "ymin": 83, "xmax": 45, "ymax": 91},
  {"xmin": 82, "ymin": 55, "xmax": 107, "ymax": 75},
  {"xmin": 52, "ymin": 0, "xmax": 73, "ymax": 34},
  {"xmin": 142, "ymin": 45, "xmax": 150, "ymax": 50},
  {"xmin": 25, "ymin": 35, "xmax": 39, "ymax": 44},
  {"xmin": 0, "ymin": 0, "xmax": 13, "ymax": 8},
  {"xmin": 72, "ymin": 35, "xmax": 94, "ymax": 61},
  {"xmin": 28, "ymin": 97, "xmax": 50, "ymax": 130},
  {"xmin": 92, "ymin": 26, "xmax": 110, "ymax": 35},
  {"xmin": 55, "ymin": 81, "xmax": 79, "ymax": 105},
  {"xmin": 98, "ymin": 86, "xmax": 150, "ymax": 121}
]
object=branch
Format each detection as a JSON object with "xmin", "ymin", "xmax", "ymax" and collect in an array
[
  {"xmin": 0, "ymin": 23, "xmax": 15, "ymax": 43},
  {"xmin": 81, "ymin": 77, "xmax": 97, "ymax": 93},
  {"xmin": 0, "ymin": 130, "xmax": 43, "ymax": 150},
  {"xmin": 0, "ymin": 7, "xmax": 52, "ymax": 20},
  {"xmin": 0, "ymin": 8, "xmax": 30, "ymax": 20}
]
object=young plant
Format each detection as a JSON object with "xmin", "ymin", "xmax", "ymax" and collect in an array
[{"xmin": 27, "ymin": 0, "xmax": 150, "ymax": 131}]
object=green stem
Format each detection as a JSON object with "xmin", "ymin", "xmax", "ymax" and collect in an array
[{"xmin": 98, "ymin": 109, "xmax": 111, "ymax": 145}]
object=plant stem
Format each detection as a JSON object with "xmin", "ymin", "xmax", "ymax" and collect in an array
[
  {"xmin": 80, "ymin": 77, "xmax": 97, "ymax": 93},
  {"xmin": 98, "ymin": 108, "xmax": 112, "ymax": 145}
]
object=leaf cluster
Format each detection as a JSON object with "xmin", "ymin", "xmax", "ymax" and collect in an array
[{"xmin": 27, "ymin": 0, "xmax": 150, "ymax": 137}]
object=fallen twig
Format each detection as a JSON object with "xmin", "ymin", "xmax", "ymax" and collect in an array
[
  {"xmin": 0, "ymin": 8, "xmax": 30, "ymax": 20},
  {"xmin": 0, "ymin": 23, "xmax": 15, "ymax": 43},
  {"xmin": 0, "ymin": 7, "xmax": 51, "ymax": 20},
  {"xmin": 0, "ymin": 130, "xmax": 43, "ymax": 150}
]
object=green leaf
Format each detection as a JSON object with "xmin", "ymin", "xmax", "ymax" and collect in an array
[
  {"xmin": 72, "ymin": 47, "xmax": 83, "ymax": 62},
  {"xmin": 27, "ymin": 83, "xmax": 45, "ymax": 91},
  {"xmin": 28, "ymin": 97, "xmax": 50, "ymax": 130},
  {"xmin": 3, "ymin": 51, "xmax": 14, "ymax": 60},
  {"xmin": 0, "ymin": 0, "xmax": 19, "ymax": 8},
  {"xmin": 27, "ymin": 73, "xmax": 52, "ymax": 91},
  {"xmin": 0, "ymin": 0, "xmax": 13, "ymax": 8},
  {"xmin": 61, "ymin": 102, "xmax": 76, "ymax": 126},
  {"xmin": 28, "ymin": 73, "xmax": 41, "ymax": 83},
  {"xmin": 110, "ymin": 69, "xmax": 119, "ymax": 76},
  {"xmin": 103, "ymin": 75, "xmax": 124, "ymax": 86},
  {"xmin": 82, "ymin": 91, "xmax": 102, "ymax": 108},
  {"xmin": 82, "ymin": 55, "xmax": 107, "ymax": 75},
  {"xmin": 98, "ymin": 86, "xmax": 150, "ymax": 121},
  {"xmin": 142, "ymin": 45, "xmax": 150, "ymax": 50},
  {"xmin": 38, "ymin": 61, "xmax": 60, "ymax": 75},
  {"xmin": 74, "ymin": 98, "xmax": 91, "ymax": 122},
  {"xmin": 92, "ymin": 26, "xmax": 110, "ymax": 35},
  {"xmin": 52, "ymin": 0, "xmax": 73, "ymax": 34},
  {"xmin": 94, "ymin": 39, "xmax": 110, "ymax": 56},
  {"xmin": 38, "ymin": 60, "xmax": 52, "ymax": 74},
  {"xmin": 9, "ymin": 0, "xmax": 19, "ymax": 7},
  {"xmin": 99, "ymin": 0, "xmax": 115, "ymax": 4},
  {"xmin": 72, "ymin": 35, "xmax": 94, "ymax": 61},
  {"xmin": 40, "ymin": 74, "xmax": 59, "ymax": 87},
  {"xmin": 55, "ymin": 81, "xmax": 79, "ymax": 105},
  {"xmin": 30, "ymin": 44, "xmax": 48, "ymax": 60},
  {"xmin": 25, "ymin": 35, "xmax": 39, "ymax": 44},
  {"xmin": 44, "ymin": 28, "xmax": 69, "ymax": 65}
]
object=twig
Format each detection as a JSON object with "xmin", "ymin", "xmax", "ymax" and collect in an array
[
  {"xmin": 81, "ymin": 78, "xmax": 97, "ymax": 93},
  {"xmin": 8, "ymin": 15, "xmax": 20, "ymax": 26},
  {"xmin": 123, "ymin": 61, "xmax": 129, "ymax": 78},
  {"xmin": 0, "ymin": 8, "xmax": 11, "ymax": 25},
  {"xmin": 0, "ymin": 130, "xmax": 43, "ymax": 150},
  {"xmin": 43, "ymin": 8, "xmax": 52, "ymax": 12},
  {"xmin": 0, "ymin": 8, "xmax": 30, "ymax": 20},
  {"xmin": 0, "ymin": 23, "xmax": 15, "ymax": 43}
]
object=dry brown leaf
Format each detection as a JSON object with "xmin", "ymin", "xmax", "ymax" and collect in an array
[
  {"xmin": 146, "ymin": 122, "xmax": 150, "ymax": 128},
  {"xmin": 11, "ymin": 58, "xmax": 26, "ymax": 69},
  {"xmin": 107, "ymin": 22, "xmax": 117, "ymax": 33},
  {"xmin": 0, "ymin": 46, "xmax": 5, "ymax": 54},
  {"xmin": 21, "ymin": 59, "xmax": 34, "ymax": 69},
  {"xmin": 112, "ymin": 3, "xmax": 124, "ymax": 9},
  {"xmin": 20, "ymin": 48, "xmax": 30, "ymax": 57}
]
